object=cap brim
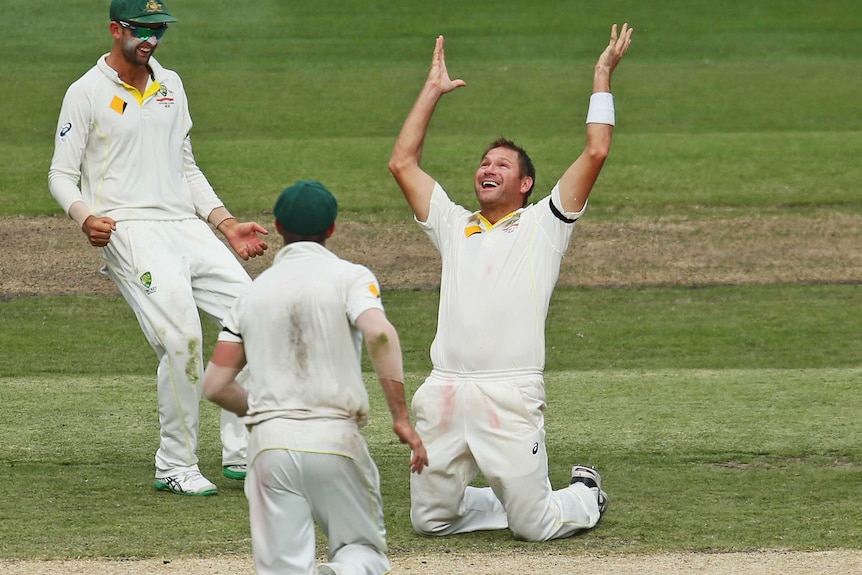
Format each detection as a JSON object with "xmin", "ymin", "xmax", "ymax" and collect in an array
[{"xmin": 127, "ymin": 14, "xmax": 177, "ymax": 23}]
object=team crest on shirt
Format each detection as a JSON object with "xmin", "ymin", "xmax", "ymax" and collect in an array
[
  {"xmin": 502, "ymin": 215, "xmax": 521, "ymax": 234},
  {"xmin": 140, "ymin": 271, "xmax": 158, "ymax": 295},
  {"xmin": 155, "ymin": 84, "xmax": 175, "ymax": 108}
]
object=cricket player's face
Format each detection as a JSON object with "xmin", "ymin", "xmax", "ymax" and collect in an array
[
  {"xmin": 120, "ymin": 26, "xmax": 161, "ymax": 66},
  {"xmin": 474, "ymin": 147, "xmax": 529, "ymax": 211}
]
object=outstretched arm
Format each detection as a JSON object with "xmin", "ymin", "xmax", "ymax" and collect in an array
[
  {"xmin": 558, "ymin": 23, "xmax": 633, "ymax": 214},
  {"xmin": 208, "ymin": 206, "xmax": 270, "ymax": 261},
  {"xmin": 356, "ymin": 308, "xmax": 428, "ymax": 474},
  {"xmin": 388, "ymin": 35, "xmax": 467, "ymax": 222}
]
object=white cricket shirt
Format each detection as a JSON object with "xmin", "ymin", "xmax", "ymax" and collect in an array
[
  {"xmin": 48, "ymin": 55, "xmax": 223, "ymax": 222},
  {"xmin": 218, "ymin": 242, "xmax": 385, "ymax": 427},
  {"xmin": 419, "ymin": 182, "xmax": 586, "ymax": 373}
]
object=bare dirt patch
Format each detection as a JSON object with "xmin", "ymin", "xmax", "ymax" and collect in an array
[
  {"xmin": 2, "ymin": 212, "xmax": 861, "ymax": 297},
  {"xmin": 3, "ymin": 549, "xmax": 862, "ymax": 575}
]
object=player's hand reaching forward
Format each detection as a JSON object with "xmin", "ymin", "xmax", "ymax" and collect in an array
[
  {"xmin": 393, "ymin": 418, "xmax": 429, "ymax": 474},
  {"xmin": 221, "ymin": 220, "xmax": 270, "ymax": 260},
  {"xmin": 426, "ymin": 35, "xmax": 467, "ymax": 96}
]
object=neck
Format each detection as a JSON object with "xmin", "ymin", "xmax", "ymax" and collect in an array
[
  {"xmin": 105, "ymin": 49, "xmax": 151, "ymax": 91},
  {"xmin": 480, "ymin": 204, "xmax": 519, "ymax": 225}
]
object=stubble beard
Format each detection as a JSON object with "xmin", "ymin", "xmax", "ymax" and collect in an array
[{"xmin": 122, "ymin": 38, "xmax": 155, "ymax": 67}]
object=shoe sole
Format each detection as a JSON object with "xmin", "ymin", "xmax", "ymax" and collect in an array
[
  {"xmin": 222, "ymin": 468, "xmax": 247, "ymax": 481},
  {"xmin": 154, "ymin": 480, "xmax": 218, "ymax": 497},
  {"xmin": 571, "ymin": 466, "xmax": 608, "ymax": 516}
]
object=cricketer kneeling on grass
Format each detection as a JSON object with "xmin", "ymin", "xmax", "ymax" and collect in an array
[{"xmin": 387, "ymin": 24, "xmax": 633, "ymax": 541}]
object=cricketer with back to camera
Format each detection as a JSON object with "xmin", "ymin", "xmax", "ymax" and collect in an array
[
  {"xmin": 388, "ymin": 23, "xmax": 633, "ymax": 541},
  {"xmin": 203, "ymin": 180, "xmax": 428, "ymax": 575}
]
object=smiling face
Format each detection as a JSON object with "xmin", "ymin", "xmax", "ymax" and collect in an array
[
  {"xmin": 474, "ymin": 145, "xmax": 534, "ymax": 223},
  {"xmin": 111, "ymin": 21, "xmax": 164, "ymax": 66}
]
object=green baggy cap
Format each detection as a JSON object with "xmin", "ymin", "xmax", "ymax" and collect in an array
[
  {"xmin": 110, "ymin": 0, "xmax": 177, "ymax": 23},
  {"xmin": 274, "ymin": 180, "xmax": 338, "ymax": 236}
]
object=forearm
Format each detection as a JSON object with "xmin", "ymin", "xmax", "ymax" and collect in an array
[
  {"xmin": 203, "ymin": 361, "xmax": 249, "ymax": 416},
  {"xmin": 389, "ymin": 83, "xmax": 442, "ymax": 174},
  {"xmin": 379, "ymin": 377, "xmax": 411, "ymax": 424},
  {"xmin": 67, "ymin": 201, "xmax": 92, "ymax": 229},
  {"xmin": 365, "ymin": 321, "xmax": 404, "ymax": 385},
  {"xmin": 593, "ymin": 63, "xmax": 612, "ymax": 94},
  {"xmin": 207, "ymin": 206, "xmax": 235, "ymax": 233},
  {"xmin": 365, "ymin": 321, "xmax": 410, "ymax": 425},
  {"xmin": 359, "ymin": 308, "xmax": 405, "ymax": 384},
  {"xmin": 48, "ymin": 165, "xmax": 82, "ymax": 206},
  {"xmin": 182, "ymin": 136, "xmax": 224, "ymax": 219},
  {"xmin": 369, "ymin": 335, "xmax": 410, "ymax": 428}
]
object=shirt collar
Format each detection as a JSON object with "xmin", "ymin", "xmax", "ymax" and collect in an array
[
  {"xmin": 273, "ymin": 241, "xmax": 335, "ymax": 265},
  {"xmin": 464, "ymin": 208, "xmax": 523, "ymax": 237}
]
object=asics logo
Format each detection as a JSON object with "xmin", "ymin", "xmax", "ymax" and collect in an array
[{"xmin": 532, "ymin": 442, "xmax": 539, "ymax": 455}]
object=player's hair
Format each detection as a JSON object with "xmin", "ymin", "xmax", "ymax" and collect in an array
[
  {"xmin": 281, "ymin": 230, "xmax": 329, "ymax": 246},
  {"xmin": 481, "ymin": 137, "xmax": 536, "ymax": 206}
]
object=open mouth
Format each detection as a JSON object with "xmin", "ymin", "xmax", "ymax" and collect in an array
[{"xmin": 481, "ymin": 180, "xmax": 500, "ymax": 189}]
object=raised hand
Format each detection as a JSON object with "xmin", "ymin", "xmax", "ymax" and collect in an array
[
  {"xmin": 597, "ymin": 23, "xmax": 633, "ymax": 78},
  {"xmin": 426, "ymin": 35, "xmax": 467, "ymax": 95}
]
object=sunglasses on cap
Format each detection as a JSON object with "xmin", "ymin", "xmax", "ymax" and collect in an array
[{"xmin": 118, "ymin": 20, "xmax": 168, "ymax": 41}]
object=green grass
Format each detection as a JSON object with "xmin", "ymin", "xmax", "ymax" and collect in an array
[
  {"xmin": 3, "ymin": 0, "xmax": 862, "ymax": 217},
  {"xmin": 2, "ymin": 0, "xmax": 862, "ymax": 563},
  {"xmin": 3, "ymin": 283, "xmax": 860, "ymax": 378},
  {"xmin": 2, "ymin": 367, "xmax": 860, "ymax": 557},
  {"xmin": 1, "ymin": 285, "xmax": 861, "ymax": 557}
]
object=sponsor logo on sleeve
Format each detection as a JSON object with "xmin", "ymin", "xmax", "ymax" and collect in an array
[{"xmin": 59, "ymin": 123, "xmax": 72, "ymax": 138}]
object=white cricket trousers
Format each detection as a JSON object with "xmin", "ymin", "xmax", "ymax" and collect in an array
[
  {"xmin": 102, "ymin": 219, "xmax": 250, "ymax": 475},
  {"xmin": 409, "ymin": 368, "xmax": 601, "ymax": 541},
  {"xmin": 245, "ymin": 419, "xmax": 390, "ymax": 575}
]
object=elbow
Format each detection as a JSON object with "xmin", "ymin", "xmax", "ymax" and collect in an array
[
  {"xmin": 365, "ymin": 321, "xmax": 399, "ymax": 357},
  {"xmin": 388, "ymin": 151, "xmax": 417, "ymax": 179},
  {"xmin": 202, "ymin": 380, "xmax": 217, "ymax": 402},
  {"xmin": 202, "ymin": 371, "xmax": 222, "ymax": 403},
  {"xmin": 586, "ymin": 143, "xmax": 610, "ymax": 165},
  {"xmin": 365, "ymin": 327, "xmax": 390, "ymax": 350},
  {"xmin": 388, "ymin": 157, "xmax": 405, "ymax": 178}
]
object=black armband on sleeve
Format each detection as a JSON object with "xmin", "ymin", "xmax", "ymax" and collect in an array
[{"xmin": 550, "ymin": 200, "xmax": 577, "ymax": 224}]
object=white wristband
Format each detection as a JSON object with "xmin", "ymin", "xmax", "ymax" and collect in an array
[{"xmin": 585, "ymin": 92, "xmax": 615, "ymax": 126}]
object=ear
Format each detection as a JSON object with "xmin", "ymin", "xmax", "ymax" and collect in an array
[
  {"xmin": 274, "ymin": 219, "xmax": 284, "ymax": 235},
  {"xmin": 325, "ymin": 223, "xmax": 336, "ymax": 239},
  {"xmin": 109, "ymin": 21, "xmax": 123, "ymax": 40},
  {"xmin": 520, "ymin": 176, "xmax": 534, "ymax": 195}
]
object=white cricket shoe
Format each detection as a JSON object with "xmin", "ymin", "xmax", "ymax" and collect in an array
[
  {"xmin": 154, "ymin": 470, "xmax": 218, "ymax": 496},
  {"xmin": 222, "ymin": 464, "xmax": 247, "ymax": 481},
  {"xmin": 570, "ymin": 465, "xmax": 609, "ymax": 515}
]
